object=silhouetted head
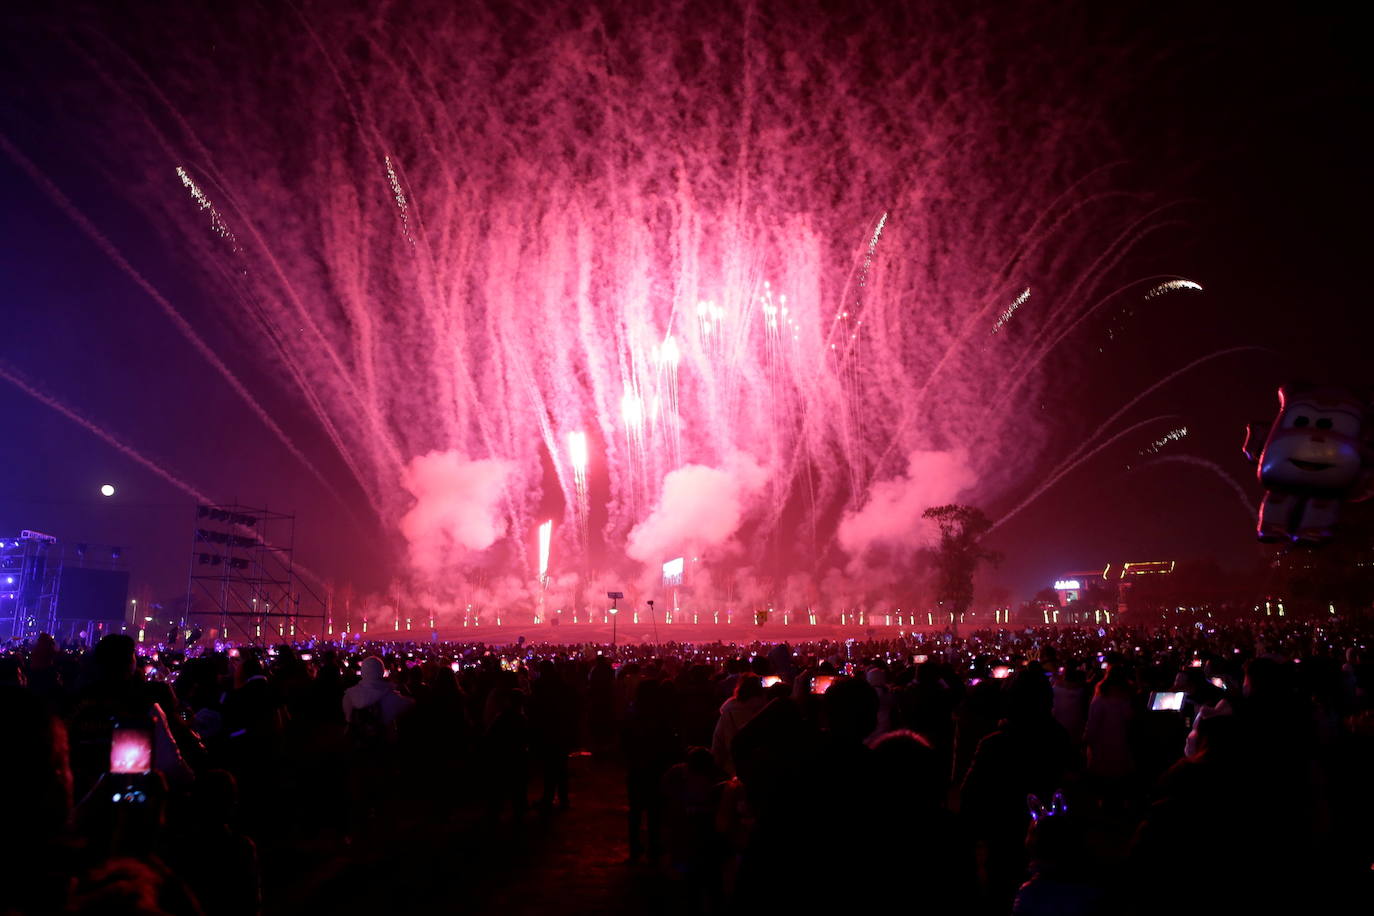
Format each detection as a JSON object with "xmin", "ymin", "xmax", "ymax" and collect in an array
[
  {"xmin": 824, "ymin": 677, "xmax": 878, "ymax": 743},
  {"xmin": 359, "ymin": 656, "xmax": 386, "ymax": 683},
  {"xmin": 868, "ymin": 729, "xmax": 943, "ymax": 808},
  {"xmin": 92, "ymin": 634, "xmax": 138, "ymax": 682},
  {"xmin": 734, "ymin": 673, "xmax": 764, "ymax": 703},
  {"xmin": 1243, "ymin": 656, "xmax": 1284, "ymax": 699},
  {"xmin": 1006, "ymin": 667, "xmax": 1053, "ymax": 722},
  {"xmin": 685, "ymin": 745, "xmax": 715, "ymax": 775}
]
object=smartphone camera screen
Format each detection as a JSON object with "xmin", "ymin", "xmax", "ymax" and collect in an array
[
  {"xmin": 1149, "ymin": 691, "xmax": 1186, "ymax": 711},
  {"xmin": 810, "ymin": 675, "xmax": 836, "ymax": 695},
  {"xmin": 110, "ymin": 728, "xmax": 153, "ymax": 774}
]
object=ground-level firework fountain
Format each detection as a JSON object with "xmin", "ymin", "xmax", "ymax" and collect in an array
[{"xmin": 1, "ymin": 0, "xmax": 1228, "ymax": 623}]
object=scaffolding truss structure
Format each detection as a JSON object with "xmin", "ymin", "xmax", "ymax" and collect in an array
[
  {"xmin": 2, "ymin": 531, "xmax": 127, "ymax": 640},
  {"xmin": 185, "ymin": 504, "xmax": 324, "ymax": 642}
]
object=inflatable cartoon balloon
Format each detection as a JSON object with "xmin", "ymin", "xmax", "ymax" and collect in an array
[{"xmin": 1243, "ymin": 385, "xmax": 1374, "ymax": 544}]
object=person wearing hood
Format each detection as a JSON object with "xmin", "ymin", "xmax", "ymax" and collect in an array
[
  {"xmin": 711, "ymin": 674, "xmax": 768, "ymax": 776},
  {"xmin": 865, "ymin": 666, "xmax": 895, "ymax": 739},
  {"xmin": 342, "ymin": 657, "xmax": 415, "ymax": 731},
  {"xmin": 342, "ymin": 657, "xmax": 415, "ymax": 841}
]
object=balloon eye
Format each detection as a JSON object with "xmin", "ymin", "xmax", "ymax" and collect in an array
[
  {"xmin": 1316, "ymin": 418, "xmax": 1333, "ymax": 430},
  {"xmin": 1294, "ymin": 416, "xmax": 1310, "ymax": 428}
]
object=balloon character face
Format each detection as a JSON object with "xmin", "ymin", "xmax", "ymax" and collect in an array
[
  {"xmin": 1247, "ymin": 386, "xmax": 1373, "ymax": 545},
  {"xmin": 1258, "ymin": 390, "xmax": 1365, "ymax": 493}
]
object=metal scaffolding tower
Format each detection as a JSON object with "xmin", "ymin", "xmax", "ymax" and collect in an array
[{"xmin": 185, "ymin": 504, "xmax": 324, "ymax": 642}]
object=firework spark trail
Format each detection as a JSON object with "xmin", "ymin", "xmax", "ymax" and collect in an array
[
  {"xmin": 175, "ymin": 166, "xmax": 238, "ymax": 249},
  {"xmin": 1140, "ymin": 426, "xmax": 1188, "ymax": 455},
  {"xmin": 989, "ymin": 415, "xmax": 1180, "ymax": 533},
  {"xmin": 1134, "ymin": 455, "xmax": 1257, "ymax": 521},
  {"xmin": 0, "ymin": 131, "xmax": 351, "ymax": 508},
  {"xmin": 991, "ymin": 287, "xmax": 1030, "ymax": 333},
  {"xmin": 568, "ymin": 431, "xmax": 590, "ymax": 548},
  {"xmin": 537, "ymin": 519, "xmax": 552, "ymax": 582},
  {"xmin": 1145, "ymin": 279, "xmax": 1203, "ymax": 299},
  {"xmin": 832, "ymin": 211, "xmax": 887, "ymax": 501},
  {"xmin": 383, "ymin": 155, "xmax": 415, "ymax": 246}
]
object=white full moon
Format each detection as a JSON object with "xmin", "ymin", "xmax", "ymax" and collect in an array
[{"xmin": 100, "ymin": 484, "xmax": 115, "ymax": 497}]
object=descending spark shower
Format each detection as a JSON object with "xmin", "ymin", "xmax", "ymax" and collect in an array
[{"xmin": 21, "ymin": 1, "xmax": 1211, "ymax": 613}]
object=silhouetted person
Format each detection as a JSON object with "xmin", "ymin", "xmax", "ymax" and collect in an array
[
  {"xmin": 483, "ymin": 686, "xmax": 530, "ymax": 824},
  {"xmin": 622, "ymin": 679, "xmax": 681, "ymax": 861},
  {"xmin": 961, "ymin": 668, "xmax": 1076, "ymax": 909},
  {"xmin": 0, "ymin": 686, "xmax": 75, "ymax": 914},
  {"xmin": 165, "ymin": 769, "xmax": 261, "ymax": 916},
  {"xmin": 529, "ymin": 659, "xmax": 579, "ymax": 809},
  {"xmin": 1014, "ymin": 797, "xmax": 1105, "ymax": 916},
  {"xmin": 587, "ymin": 655, "xmax": 616, "ymax": 752},
  {"xmin": 661, "ymin": 746, "xmax": 725, "ymax": 913},
  {"xmin": 868, "ymin": 729, "xmax": 976, "ymax": 914},
  {"xmin": 710, "ymin": 673, "xmax": 767, "ymax": 776}
]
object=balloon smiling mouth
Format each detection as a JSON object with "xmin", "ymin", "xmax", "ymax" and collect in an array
[{"xmin": 1289, "ymin": 459, "xmax": 1333, "ymax": 472}]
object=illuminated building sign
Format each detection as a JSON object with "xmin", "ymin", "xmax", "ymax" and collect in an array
[{"xmin": 1053, "ymin": 579, "xmax": 1081, "ymax": 590}]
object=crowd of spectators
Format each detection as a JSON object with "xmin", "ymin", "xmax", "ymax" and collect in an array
[{"xmin": 2, "ymin": 619, "xmax": 1371, "ymax": 914}]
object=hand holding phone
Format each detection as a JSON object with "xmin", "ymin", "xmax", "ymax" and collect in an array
[{"xmin": 810, "ymin": 675, "xmax": 836, "ymax": 695}]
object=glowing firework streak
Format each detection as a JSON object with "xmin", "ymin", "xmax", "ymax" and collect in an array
[
  {"xmin": 992, "ymin": 288, "xmax": 1030, "ymax": 333},
  {"xmin": 621, "ymin": 389, "xmax": 645, "ymax": 436},
  {"xmin": 860, "ymin": 211, "xmax": 888, "ymax": 288},
  {"xmin": 568, "ymin": 431, "xmax": 590, "ymax": 543},
  {"xmin": 655, "ymin": 335, "xmax": 682, "ymax": 465},
  {"xmin": 658, "ymin": 335, "xmax": 681, "ymax": 367},
  {"xmin": 537, "ymin": 520, "xmax": 552, "ymax": 582},
  {"xmin": 1140, "ymin": 426, "xmax": 1188, "ymax": 455},
  {"xmin": 384, "ymin": 155, "xmax": 414, "ymax": 245},
  {"xmin": 569, "ymin": 431, "xmax": 588, "ymax": 478},
  {"xmin": 175, "ymin": 166, "xmax": 237, "ymax": 249},
  {"xmin": 1145, "ymin": 279, "xmax": 1203, "ymax": 299}
]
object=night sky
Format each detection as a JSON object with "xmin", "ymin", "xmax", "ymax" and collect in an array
[{"xmin": 1, "ymin": 0, "xmax": 1369, "ymax": 607}]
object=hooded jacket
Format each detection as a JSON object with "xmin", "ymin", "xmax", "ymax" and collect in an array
[
  {"xmin": 711, "ymin": 694, "xmax": 768, "ymax": 775},
  {"xmin": 342, "ymin": 657, "xmax": 416, "ymax": 725}
]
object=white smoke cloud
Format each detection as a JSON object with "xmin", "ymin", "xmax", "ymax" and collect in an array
[
  {"xmin": 626, "ymin": 453, "xmax": 769, "ymax": 568},
  {"xmin": 398, "ymin": 450, "xmax": 515, "ymax": 576},
  {"xmin": 837, "ymin": 449, "xmax": 977, "ymax": 564}
]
